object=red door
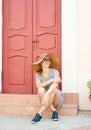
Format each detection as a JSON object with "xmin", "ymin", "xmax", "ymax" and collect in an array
[{"xmin": 2, "ymin": 0, "xmax": 61, "ymax": 94}]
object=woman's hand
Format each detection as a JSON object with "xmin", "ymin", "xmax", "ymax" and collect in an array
[{"xmin": 52, "ymin": 76, "xmax": 61, "ymax": 83}]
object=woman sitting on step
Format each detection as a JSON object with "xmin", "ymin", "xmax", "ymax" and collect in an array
[{"xmin": 31, "ymin": 52, "xmax": 64, "ymax": 124}]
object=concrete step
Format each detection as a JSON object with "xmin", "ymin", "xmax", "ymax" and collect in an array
[{"xmin": 0, "ymin": 94, "xmax": 78, "ymax": 116}]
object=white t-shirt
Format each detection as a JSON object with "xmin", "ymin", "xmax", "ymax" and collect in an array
[{"xmin": 35, "ymin": 68, "xmax": 60, "ymax": 91}]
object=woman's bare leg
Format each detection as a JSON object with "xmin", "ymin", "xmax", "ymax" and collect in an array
[
  {"xmin": 37, "ymin": 87, "xmax": 46, "ymax": 102},
  {"xmin": 37, "ymin": 83, "xmax": 60, "ymax": 114},
  {"xmin": 50, "ymin": 104, "xmax": 56, "ymax": 112},
  {"xmin": 37, "ymin": 88, "xmax": 47, "ymax": 114},
  {"xmin": 53, "ymin": 89, "xmax": 61, "ymax": 108},
  {"xmin": 40, "ymin": 83, "xmax": 59, "ymax": 112},
  {"xmin": 43, "ymin": 83, "xmax": 61, "ymax": 110},
  {"xmin": 38, "ymin": 87, "xmax": 55, "ymax": 109},
  {"xmin": 37, "ymin": 87, "xmax": 55, "ymax": 114}
]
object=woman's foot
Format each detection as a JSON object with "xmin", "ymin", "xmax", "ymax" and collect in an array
[
  {"xmin": 31, "ymin": 113, "xmax": 42, "ymax": 124},
  {"xmin": 52, "ymin": 111, "xmax": 59, "ymax": 121}
]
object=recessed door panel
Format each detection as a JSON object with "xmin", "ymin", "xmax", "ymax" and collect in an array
[
  {"xmin": 2, "ymin": 0, "xmax": 32, "ymax": 93},
  {"xmin": 2, "ymin": 0, "xmax": 61, "ymax": 94}
]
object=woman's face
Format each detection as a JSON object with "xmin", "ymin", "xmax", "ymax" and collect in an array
[{"xmin": 41, "ymin": 56, "xmax": 51, "ymax": 69}]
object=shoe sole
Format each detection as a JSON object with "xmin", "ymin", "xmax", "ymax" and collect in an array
[
  {"xmin": 52, "ymin": 118, "xmax": 59, "ymax": 121},
  {"xmin": 31, "ymin": 118, "xmax": 43, "ymax": 124}
]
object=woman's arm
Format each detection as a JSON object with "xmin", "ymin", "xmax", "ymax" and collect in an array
[
  {"xmin": 54, "ymin": 75, "xmax": 61, "ymax": 83},
  {"xmin": 45, "ymin": 76, "xmax": 61, "ymax": 95},
  {"xmin": 35, "ymin": 77, "xmax": 61, "ymax": 89},
  {"xmin": 36, "ymin": 78, "xmax": 53, "ymax": 88}
]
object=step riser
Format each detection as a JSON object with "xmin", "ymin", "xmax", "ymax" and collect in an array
[
  {"xmin": 0, "ymin": 105, "xmax": 78, "ymax": 116},
  {"xmin": 0, "ymin": 93, "xmax": 78, "ymax": 116},
  {"xmin": 0, "ymin": 93, "xmax": 78, "ymax": 105},
  {"xmin": 0, "ymin": 95, "xmax": 40, "ymax": 105}
]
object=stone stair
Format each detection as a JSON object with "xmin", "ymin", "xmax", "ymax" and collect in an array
[{"xmin": 0, "ymin": 93, "xmax": 79, "ymax": 116}]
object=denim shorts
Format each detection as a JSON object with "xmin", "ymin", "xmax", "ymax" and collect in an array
[
  {"xmin": 57, "ymin": 90, "xmax": 64, "ymax": 109},
  {"xmin": 44, "ymin": 85, "xmax": 50, "ymax": 91}
]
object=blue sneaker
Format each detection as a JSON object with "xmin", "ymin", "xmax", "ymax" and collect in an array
[
  {"xmin": 52, "ymin": 111, "xmax": 59, "ymax": 121},
  {"xmin": 31, "ymin": 113, "xmax": 42, "ymax": 124}
]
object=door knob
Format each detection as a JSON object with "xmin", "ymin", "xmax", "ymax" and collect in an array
[{"xmin": 32, "ymin": 40, "xmax": 39, "ymax": 43}]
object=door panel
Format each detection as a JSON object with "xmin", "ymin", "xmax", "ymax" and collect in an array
[
  {"xmin": 39, "ymin": 0, "xmax": 55, "ymax": 28},
  {"xmin": 9, "ymin": 0, "xmax": 25, "ymax": 29},
  {"xmin": 2, "ymin": 0, "xmax": 33, "ymax": 94},
  {"xmin": 2, "ymin": 0, "xmax": 61, "ymax": 94},
  {"xmin": 32, "ymin": 0, "xmax": 61, "ymax": 93}
]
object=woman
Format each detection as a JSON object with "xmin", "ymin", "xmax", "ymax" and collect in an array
[{"xmin": 31, "ymin": 53, "xmax": 64, "ymax": 124}]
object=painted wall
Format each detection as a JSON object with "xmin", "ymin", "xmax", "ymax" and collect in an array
[
  {"xmin": 77, "ymin": 0, "xmax": 91, "ymax": 110},
  {"xmin": 62, "ymin": 0, "xmax": 91, "ymax": 110},
  {"xmin": 62, "ymin": 0, "xmax": 78, "ymax": 93}
]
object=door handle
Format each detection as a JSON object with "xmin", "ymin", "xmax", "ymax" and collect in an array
[{"xmin": 32, "ymin": 40, "xmax": 39, "ymax": 43}]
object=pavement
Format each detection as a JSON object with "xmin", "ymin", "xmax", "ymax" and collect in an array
[{"xmin": 0, "ymin": 111, "xmax": 91, "ymax": 130}]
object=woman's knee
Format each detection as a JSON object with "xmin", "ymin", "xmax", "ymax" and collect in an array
[
  {"xmin": 51, "ymin": 83, "xmax": 58, "ymax": 87},
  {"xmin": 37, "ymin": 87, "xmax": 45, "ymax": 96},
  {"xmin": 50, "ymin": 83, "xmax": 58, "ymax": 91}
]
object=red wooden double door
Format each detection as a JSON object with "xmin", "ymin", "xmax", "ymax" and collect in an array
[{"xmin": 2, "ymin": 0, "xmax": 61, "ymax": 94}]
